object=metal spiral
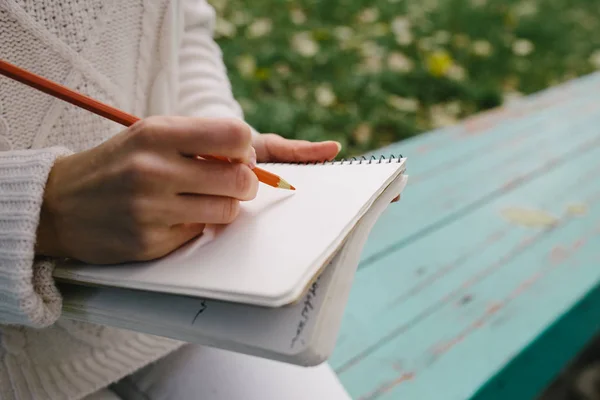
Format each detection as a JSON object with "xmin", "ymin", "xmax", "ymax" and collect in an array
[{"xmin": 260, "ymin": 154, "xmax": 404, "ymax": 165}]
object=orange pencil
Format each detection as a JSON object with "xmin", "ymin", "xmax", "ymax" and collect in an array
[{"xmin": 0, "ymin": 59, "xmax": 295, "ymax": 191}]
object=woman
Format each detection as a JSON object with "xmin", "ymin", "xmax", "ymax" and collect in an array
[{"xmin": 0, "ymin": 0, "xmax": 350, "ymax": 399}]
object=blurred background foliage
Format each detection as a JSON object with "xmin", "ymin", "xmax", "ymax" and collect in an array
[{"xmin": 210, "ymin": 0, "xmax": 600, "ymax": 157}]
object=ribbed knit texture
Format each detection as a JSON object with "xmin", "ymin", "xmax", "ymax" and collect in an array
[
  {"xmin": 0, "ymin": 0, "xmax": 252, "ymax": 398},
  {"xmin": 0, "ymin": 148, "xmax": 72, "ymax": 327}
]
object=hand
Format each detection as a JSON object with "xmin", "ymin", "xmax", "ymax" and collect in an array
[
  {"xmin": 252, "ymin": 133, "xmax": 401, "ymax": 202},
  {"xmin": 36, "ymin": 116, "xmax": 258, "ymax": 264}
]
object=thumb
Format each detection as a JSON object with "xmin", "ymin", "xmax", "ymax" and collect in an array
[{"xmin": 260, "ymin": 134, "xmax": 341, "ymax": 163}]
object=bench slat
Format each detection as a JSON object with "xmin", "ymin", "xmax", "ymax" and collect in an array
[
  {"xmin": 358, "ymin": 73, "xmax": 600, "ymax": 263},
  {"xmin": 334, "ymin": 72, "xmax": 600, "ymax": 399}
]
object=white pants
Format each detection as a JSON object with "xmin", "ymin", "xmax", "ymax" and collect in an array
[{"xmin": 86, "ymin": 344, "xmax": 351, "ymax": 400}]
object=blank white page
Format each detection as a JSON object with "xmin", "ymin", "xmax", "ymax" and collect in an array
[{"xmin": 54, "ymin": 158, "xmax": 406, "ymax": 307}]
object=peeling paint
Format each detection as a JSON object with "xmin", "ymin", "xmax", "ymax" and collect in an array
[
  {"xmin": 567, "ymin": 203, "xmax": 588, "ymax": 216},
  {"xmin": 500, "ymin": 207, "xmax": 558, "ymax": 228}
]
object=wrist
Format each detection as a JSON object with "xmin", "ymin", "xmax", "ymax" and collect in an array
[{"xmin": 35, "ymin": 156, "xmax": 68, "ymax": 258}]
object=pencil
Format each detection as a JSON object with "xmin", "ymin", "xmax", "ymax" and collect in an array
[{"xmin": 0, "ymin": 58, "xmax": 295, "ymax": 191}]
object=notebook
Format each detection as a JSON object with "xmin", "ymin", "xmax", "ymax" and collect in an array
[
  {"xmin": 57, "ymin": 161, "xmax": 408, "ymax": 366},
  {"xmin": 54, "ymin": 156, "xmax": 408, "ymax": 308}
]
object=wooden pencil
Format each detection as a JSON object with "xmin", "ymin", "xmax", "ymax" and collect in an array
[{"xmin": 0, "ymin": 58, "xmax": 295, "ymax": 191}]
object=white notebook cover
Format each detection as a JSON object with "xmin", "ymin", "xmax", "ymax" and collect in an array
[{"xmin": 54, "ymin": 158, "xmax": 406, "ymax": 307}]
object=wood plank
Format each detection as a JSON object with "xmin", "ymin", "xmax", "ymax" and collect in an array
[
  {"xmin": 333, "ymin": 134, "xmax": 600, "ymax": 373},
  {"xmin": 369, "ymin": 71, "xmax": 600, "ymax": 172},
  {"xmin": 471, "ymin": 283, "xmax": 600, "ymax": 400},
  {"xmin": 336, "ymin": 110, "xmax": 600, "ymax": 362},
  {"xmin": 358, "ymin": 74, "xmax": 600, "ymax": 263},
  {"xmin": 333, "ymin": 80, "xmax": 600, "ymax": 373},
  {"xmin": 342, "ymin": 214, "xmax": 600, "ymax": 400},
  {"xmin": 332, "ymin": 124, "xmax": 600, "ymax": 399}
]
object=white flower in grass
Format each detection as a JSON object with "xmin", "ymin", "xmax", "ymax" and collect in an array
[
  {"xmin": 430, "ymin": 104, "xmax": 458, "ymax": 127},
  {"xmin": 395, "ymin": 30, "xmax": 414, "ymax": 46},
  {"xmin": 334, "ymin": 26, "xmax": 354, "ymax": 42},
  {"xmin": 358, "ymin": 8, "xmax": 379, "ymax": 23},
  {"xmin": 514, "ymin": 1, "xmax": 538, "ymax": 17},
  {"xmin": 211, "ymin": 0, "xmax": 228, "ymax": 12},
  {"xmin": 434, "ymin": 30, "xmax": 451, "ymax": 45},
  {"xmin": 275, "ymin": 64, "xmax": 291, "ymax": 77},
  {"xmin": 215, "ymin": 18, "xmax": 236, "ymax": 38},
  {"xmin": 236, "ymin": 55, "xmax": 256, "ymax": 78},
  {"xmin": 290, "ymin": 8, "xmax": 306, "ymax": 25},
  {"xmin": 447, "ymin": 64, "xmax": 466, "ymax": 81},
  {"xmin": 387, "ymin": 52, "xmax": 414, "ymax": 73},
  {"xmin": 391, "ymin": 16, "xmax": 410, "ymax": 32},
  {"xmin": 391, "ymin": 17, "xmax": 413, "ymax": 46},
  {"xmin": 423, "ymin": 0, "xmax": 440, "ymax": 10},
  {"xmin": 512, "ymin": 39, "xmax": 534, "ymax": 56},
  {"xmin": 360, "ymin": 57, "xmax": 384, "ymax": 74},
  {"xmin": 315, "ymin": 84, "xmax": 336, "ymax": 107},
  {"xmin": 247, "ymin": 18, "xmax": 272, "ymax": 38},
  {"xmin": 445, "ymin": 101, "xmax": 462, "ymax": 116},
  {"xmin": 358, "ymin": 41, "xmax": 385, "ymax": 73},
  {"xmin": 387, "ymin": 96, "xmax": 419, "ymax": 112},
  {"xmin": 291, "ymin": 32, "xmax": 319, "ymax": 57},
  {"xmin": 472, "ymin": 40, "xmax": 492, "ymax": 57},
  {"xmin": 360, "ymin": 41, "xmax": 384, "ymax": 57},
  {"xmin": 231, "ymin": 11, "xmax": 250, "ymax": 26}
]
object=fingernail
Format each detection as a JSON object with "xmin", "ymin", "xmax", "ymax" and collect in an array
[
  {"xmin": 248, "ymin": 147, "xmax": 257, "ymax": 169},
  {"xmin": 334, "ymin": 141, "xmax": 342, "ymax": 152}
]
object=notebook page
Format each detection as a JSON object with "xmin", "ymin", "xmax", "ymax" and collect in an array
[
  {"xmin": 59, "ymin": 174, "xmax": 408, "ymax": 366},
  {"xmin": 54, "ymin": 159, "xmax": 405, "ymax": 307}
]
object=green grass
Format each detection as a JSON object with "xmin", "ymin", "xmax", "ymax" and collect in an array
[{"xmin": 211, "ymin": 0, "xmax": 600, "ymax": 157}]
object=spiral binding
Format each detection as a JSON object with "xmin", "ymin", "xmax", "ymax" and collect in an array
[{"xmin": 261, "ymin": 154, "xmax": 404, "ymax": 166}]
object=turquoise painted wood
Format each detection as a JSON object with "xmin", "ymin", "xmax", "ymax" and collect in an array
[{"xmin": 334, "ymin": 72, "xmax": 600, "ymax": 400}]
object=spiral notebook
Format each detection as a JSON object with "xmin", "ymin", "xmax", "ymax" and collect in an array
[
  {"xmin": 54, "ymin": 156, "xmax": 408, "ymax": 308},
  {"xmin": 56, "ymin": 156, "xmax": 408, "ymax": 365}
]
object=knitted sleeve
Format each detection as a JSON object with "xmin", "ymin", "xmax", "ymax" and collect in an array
[
  {"xmin": 177, "ymin": 0, "xmax": 259, "ymax": 135},
  {"xmin": 0, "ymin": 146, "xmax": 73, "ymax": 328}
]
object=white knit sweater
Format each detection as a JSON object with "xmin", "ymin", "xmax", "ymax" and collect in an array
[{"xmin": 0, "ymin": 1, "xmax": 251, "ymax": 398}]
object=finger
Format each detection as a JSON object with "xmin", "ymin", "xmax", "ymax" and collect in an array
[
  {"xmin": 137, "ymin": 224, "xmax": 206, "ymax": 261},
  {"xmin": 170, "ymin": 223, "xmax": 206, "ymax": 246},
  {"xmin": 167, "ymin": 194, "xmax": 243, "ymax": 225},
  {"xmin": 133, "ymin": 116, "xmax": 254, "ymax": 162},
  {"xmin": 174, "ymin": 157, "xmax": 258, "ymax": 200},
  {"xmin": 391, "ymin": 195, "xmax": 401, "ymax": 203},
  {"xmin": 258, "ymin": 134, "xmax": 341, "ymax": 163}
]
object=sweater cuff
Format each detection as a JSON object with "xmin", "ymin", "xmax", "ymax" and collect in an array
[{"xmin": 0, "ymin": 146, "xmax": 73, "ymax": 327}]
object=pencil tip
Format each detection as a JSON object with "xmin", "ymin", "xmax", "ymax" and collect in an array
[{"xmin": 278, "ymin": 179, "xmax": 295, "ymax": 190}]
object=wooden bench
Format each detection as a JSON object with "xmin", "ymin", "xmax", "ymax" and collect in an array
[{"xmin": 331, "ymin": 72, "xmax": 600, "ymax": 400}]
